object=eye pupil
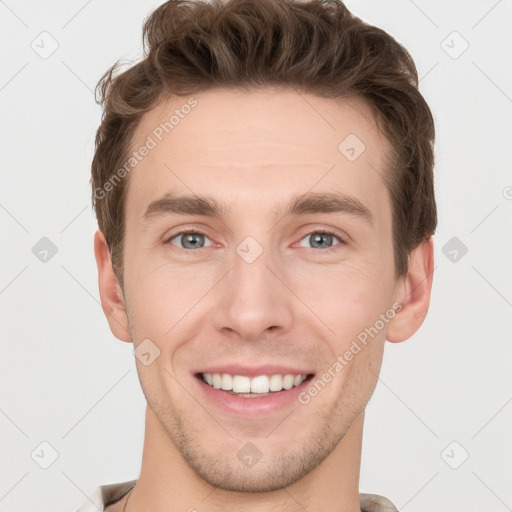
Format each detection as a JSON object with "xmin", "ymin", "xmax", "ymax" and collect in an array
[
  {"xmin": 182, "ymin": 233, "xmax": 204, "ymax": 249},
  {"xmin": 310, "ymin": 233, "xmax": 333, "ymax": 249}
]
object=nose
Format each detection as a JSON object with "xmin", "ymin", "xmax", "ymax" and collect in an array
[{"xmin": 212, "ymin": 246, "xmax": 294, "ymax": 343}]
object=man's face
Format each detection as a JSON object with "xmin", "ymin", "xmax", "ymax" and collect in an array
[{"xmin": 121, "ymin": 88, "xmax": 402, "ymax": 491}]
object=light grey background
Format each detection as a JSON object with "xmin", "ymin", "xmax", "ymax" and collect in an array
[{"xmin": 1, "ymin": 1, "xmax": 511, "ymax": 511}]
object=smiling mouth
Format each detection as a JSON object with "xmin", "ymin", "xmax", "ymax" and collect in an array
[{"xmin": 195, "ymin": 372, "xmax": 315, "ymax": 397}]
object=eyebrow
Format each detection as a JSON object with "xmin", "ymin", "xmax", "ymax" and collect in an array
[{"xmin": 142, "ymin": 191, "xmax": 374, "ymax": 226}]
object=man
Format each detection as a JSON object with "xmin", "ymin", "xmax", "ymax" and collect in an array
[{"xmin": 78, "ymin": 0, "xmax": 436, "ymax": 510}]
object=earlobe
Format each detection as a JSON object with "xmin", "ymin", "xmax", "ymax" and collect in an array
[
  {"xmin": 93, "ymin": 230, "xmax": 132, "ymax": 343},
  {"xmin": 386, "ymin": 238, "xmax": 435, "ymax": 343}
]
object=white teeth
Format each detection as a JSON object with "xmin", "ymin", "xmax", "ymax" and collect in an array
[
  {"xmin": 293, "ymin": 374, "xmax": 303, "ymax": 387},
  {"xmin": 282, "ymin": 374, "xmax": 295, "ymax": 390},
  {"xmin": 233, "ymin": 375, "xmax": 251, "ymax": 393},
  {"xmin": 269, "ymin": 374, "xmax": 283, "ymax": 391},
  {"xmin": 212, "ymin": 373, "xmax": 222, "ymax": 389},
  {"xmin": 221, "ymin": 373, "xmax": 233, "ymax": 390},
  {"xmin": 250, "ymin": 375, "xmax": 269, "ymax": 393},
  {"xmin": 201, "ymin": 372, "xmax": 308, "ymax": 393}
]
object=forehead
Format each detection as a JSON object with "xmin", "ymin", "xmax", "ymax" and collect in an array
[{"xmin": 125, "ymin": 87, "xmax": 392, "ymax": 225}]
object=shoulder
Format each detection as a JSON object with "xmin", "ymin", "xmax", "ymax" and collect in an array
[
  {"xmin": 72, "ymin": 480, "xmax": 137, "ymax": 512},
  {"xmin": 360, "ymin": 493, "xmax": 400, "ymax": 512}
]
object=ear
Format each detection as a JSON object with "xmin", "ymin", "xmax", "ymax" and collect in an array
[
  {"xmin": 386, "ymin": 237, "xmax": 434, "ymax": 343},
  {"xmin": 93, "ymin": 230, "xmax": 132, "ymax": 343}
]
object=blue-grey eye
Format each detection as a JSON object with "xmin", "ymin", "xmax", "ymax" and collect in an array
[
  {"xmin": 298, "ymin": 231, "xmax": 342, "ymax": 250},
  {"xmin": 168, "ymin": 231, "xmax": 212, "ymax": 250}
]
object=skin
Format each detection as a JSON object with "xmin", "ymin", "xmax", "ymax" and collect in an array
[{"xmin": 95, "ymin": 87, "xmax": 434, "ymax": 512}]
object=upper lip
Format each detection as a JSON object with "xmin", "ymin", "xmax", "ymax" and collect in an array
[{"xmin": 193, "ymin": 364, "xmax": 315, "ymax": 379}]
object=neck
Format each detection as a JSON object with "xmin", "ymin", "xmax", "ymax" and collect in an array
[{"xmin": 127, "ymin": 405, "xmax": 364, "ymax": 512}]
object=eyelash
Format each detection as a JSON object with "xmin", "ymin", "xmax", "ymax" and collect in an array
[{"xmin": 165, "ymin": 228, "xmax": 346, "ymax": 253}]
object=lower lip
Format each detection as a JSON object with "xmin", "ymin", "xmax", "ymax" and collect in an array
[{"xmin": 193, "ymin": 374, "xmax": 314, "ymax": 418}]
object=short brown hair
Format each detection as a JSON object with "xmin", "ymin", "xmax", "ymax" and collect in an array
[{"xmin": 91, "ymin": 0, "xmax": 436, "ymax": 290}]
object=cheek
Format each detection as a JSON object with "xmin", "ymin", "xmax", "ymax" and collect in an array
[
  {"xmin": 125, "ymin": 253, "xmax": 194, "ymax": 317},
  {"xmin": 124, "ymin": 260, "xmax": 215, "ymax": 366},
  {"xmin": 289, "ymin": 253, "xmax": 393, "ymax": 331}
]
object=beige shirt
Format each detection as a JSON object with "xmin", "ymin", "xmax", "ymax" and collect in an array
[{"xmin": 73, "ymin": 480, "xmax": 400, "ymax": 512}]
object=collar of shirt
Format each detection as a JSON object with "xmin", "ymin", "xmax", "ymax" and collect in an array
[{"xmin": 72, "ymin": 480, "xmax": 400, "ymax": 512}]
